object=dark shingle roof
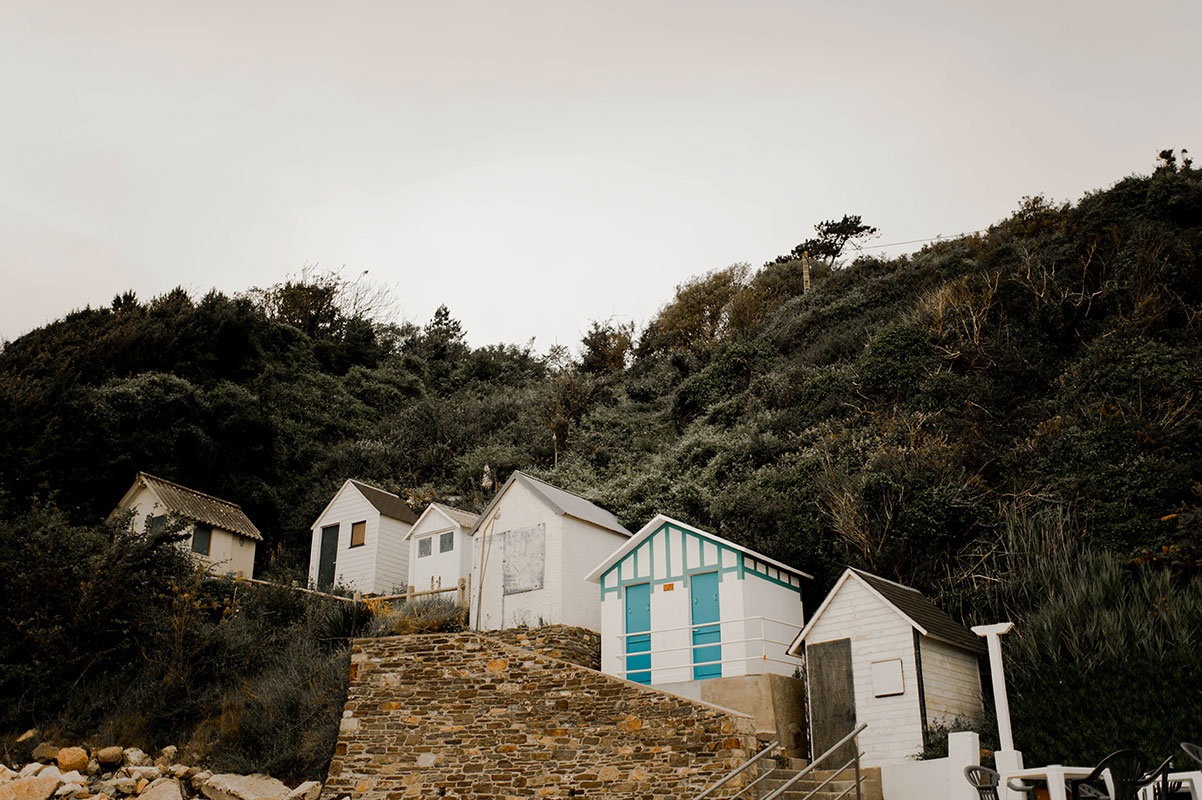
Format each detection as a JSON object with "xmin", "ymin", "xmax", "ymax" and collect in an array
[
  {"xmin": 851, "ymin": 568, "xmax": 984, "ymax": 653},
  {"xmin": 139, "ymin": 473, "xmax": 262, "ymax": 541},
  {"xmin": 349, "ymin": 479, "xmax": 418, "ymax": 524}
]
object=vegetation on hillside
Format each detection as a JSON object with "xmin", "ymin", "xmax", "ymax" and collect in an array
[{"xmin": 1, "ymin": 152, "xmax": 1199, "ymax": 768}]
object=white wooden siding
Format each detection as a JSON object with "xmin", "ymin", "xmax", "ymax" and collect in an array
[
  {"xmin": 805, "ymin": 577, "xmax": 924, "ymax": 766},
  {"xmin": 373, "ymin": 516, "xmax": 412, "ymax": 595},
  {"xmin": 308, "ymin": 483, "xmax": 380, "ymax": 594}
]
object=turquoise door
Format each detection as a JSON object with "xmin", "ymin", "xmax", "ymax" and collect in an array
[
  {"xmin": 625, "ymin": 583, "xmax": 652, "ymax": 684},
  {"xmin": 691, "ymin": 572, "xmax": 721, "ymax": 680}
]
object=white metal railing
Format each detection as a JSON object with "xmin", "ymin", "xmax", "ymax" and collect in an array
[{"xmin": 615, "ymin": 615, "xmax": 803, "ymax": 678}]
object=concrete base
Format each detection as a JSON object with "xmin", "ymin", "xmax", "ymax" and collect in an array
[{"xmin": 654, "ymin": 673, "xmax": 809, "ymax": 757}]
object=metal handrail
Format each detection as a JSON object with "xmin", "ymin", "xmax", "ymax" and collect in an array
[
  {"xmin": 619, "ymin": 636, "xmax": 799, "ymax": 656},
  {"xmin": 617, "ymin": 615, "xmax": 802, "ymax": 638},
  {"xmin": 695, "ymin": 739, "xmax": 781, "ymax": 800},
  {"xmin": 761, "ymin": 723, "xmax": 869, "ymax": 800}
]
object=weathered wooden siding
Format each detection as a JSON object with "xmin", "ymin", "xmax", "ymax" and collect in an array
[{"xmin": 918, "ymin": 635, "xmax": 984, "ymax": 726}]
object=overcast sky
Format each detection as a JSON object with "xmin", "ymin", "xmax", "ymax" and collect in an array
[{"xmin": 2, "ymin": 0, "xmax": 1198, "ymax": 349}]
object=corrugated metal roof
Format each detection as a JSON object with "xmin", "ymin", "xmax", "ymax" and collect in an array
[
  {"xmin": 432, "ymin": 503, "xmax": 479, "ymax": 529},
  {"xmin": 139, "ymin": 473, "xmax": 263, "ymax": 541},
  {"xmin": 471, "ymin": 471, "xmax": 631, "ymax": 538},
  {"xmin": 850, "ymin": 568, "xmax": 984, "ymax": 653},
  {"xmin": 349, "ymin": 479, "xmax": 418, "ymax": 524},
  {"xmin": 512, "ymin": 472, "xmax": 631, "ymax": 537}
]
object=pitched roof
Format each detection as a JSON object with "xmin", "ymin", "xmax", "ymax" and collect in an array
[
  {"xmin": 471, "ymin": 471, "xmax": 631, "ymax": 538},
  {"xmin": 406, "ymin": 502, "xmax": 481, "ymax": 539},
  {"xmin": 431, "ymin": 503, "xmax": 479, "ymax": 529},
  {"xmin": 348, "ymin": 479, "xmax": 418, "ymax": 524},
  {"xmin": 789, "ymin": 567, "xmax": 984, "ymax": 654},
  {"xmin": 137, "ymin": 473, "xmax": 263, "ymax": 541},
  {"xmin": 849, "ymin": 569, "xmax": 983, "ymax": 652},
  {"xmin": 586, "ymin": 513, "xmax": 812, "ymax": 583}
]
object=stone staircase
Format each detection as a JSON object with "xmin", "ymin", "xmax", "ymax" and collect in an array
[{"xmin": 756, "ymin": 764, "xmax": 882, "ymax": 800}]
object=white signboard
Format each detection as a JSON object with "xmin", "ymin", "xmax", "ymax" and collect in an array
[
  {"xmin": 502, "ymin": 523, "xmax": 545, "ymax": 595},
  {"xmin": 871, "ymin": 658, "xmax": 904, "ymax": 697}
]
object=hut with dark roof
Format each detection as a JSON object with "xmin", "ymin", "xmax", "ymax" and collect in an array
[
  {"xmin": 787, "ymin": 567, "xmax": 985, "ymax": 766},
  {"xmin": 307, "ymin": 478, "xmax": 418, "ymax": 594}
]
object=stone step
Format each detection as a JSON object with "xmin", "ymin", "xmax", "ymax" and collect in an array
[{"xmin": 753, "ymin": 765, "xmax": 882, "ymax": 800}]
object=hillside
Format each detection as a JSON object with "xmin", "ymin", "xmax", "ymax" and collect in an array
[{"xmin": 1, "ymin": 153, "xmax": 1200, "ymax": 767}]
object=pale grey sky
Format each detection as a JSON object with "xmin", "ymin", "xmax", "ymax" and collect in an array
[{"xmin": 2, "ymin": 0, "xmax": 1198, "ymax": 349}]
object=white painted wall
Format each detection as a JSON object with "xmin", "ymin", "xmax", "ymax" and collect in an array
[
  {"xmin": 805, "ymin": 577, "xmax": 924, "ymax": 766},
  {"xmin": 559, "ymin": 516, "xmax": 630, "ymax": 632},
  {"xmin": 920, "ymin": 636, "xmax": 984, "ymax": 726},
  {"xmin": 741, "ymin": 575, "xmax": 806, "ymax": 677},
  {"xmin": 471, "ymin": 480, "xmax": 565, "ymax": 630},
  {"xmin": 881, "ymin": 731, "xmax": 980, "ymax": 800},
  {"xmin": 120, "ymin": 484, "xmax": 255, "ymax": 576},
  {"xmin": 408, "ymin": 509, "xmax": 473, "ymax": 593}
]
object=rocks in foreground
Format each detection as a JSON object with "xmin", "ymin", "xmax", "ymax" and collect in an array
[{"xmin": 0, "ymin": 741, "xmax": 318, "ymax": 800}]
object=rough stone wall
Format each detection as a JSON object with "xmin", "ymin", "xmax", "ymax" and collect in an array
[
  {"xmin": 325, "ymin": 633, "xmax": 758, "ymax": 800},
  {"xmin": 485, "ymin": 625, "xmax": 601, "ymax": 671}
]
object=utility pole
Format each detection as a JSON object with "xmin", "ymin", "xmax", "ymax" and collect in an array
[{"xmin": 802, "ymin": 251, "xmax": 812, "ymax": 294}]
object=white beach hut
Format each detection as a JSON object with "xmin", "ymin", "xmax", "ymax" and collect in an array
[{"xmin": 787, "ymin": 568, "xmax": 985, "ymax": 766}]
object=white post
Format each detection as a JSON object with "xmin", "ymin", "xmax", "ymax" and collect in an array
[
  {"xmin": 972, "ymin": 623, "xmax": 1023, "ymax": 799},
  {"xmin": 948, "ymin": 731, "xmax": 981, "ymax": 800}
]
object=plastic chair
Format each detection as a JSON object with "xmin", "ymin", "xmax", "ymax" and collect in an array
[
  {"xmin": 1068, "ymin": 750, "xmax": 1150, "ymax": 800},
  {"xmin": 966, "ymin": 765, "xmax": 1002, "ymax": 800},
  {"xmin": 1144, "ymin": 756, "xmax": 1181, "ymax": 800},
  {"xmin": 1182, "ymin": 744, "xmax": 1202, "ymax": 770}
]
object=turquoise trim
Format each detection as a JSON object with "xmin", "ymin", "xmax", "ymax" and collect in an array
[{"xmin": 601, "ymin": 522, "xmax": 807, "ymax": 597}]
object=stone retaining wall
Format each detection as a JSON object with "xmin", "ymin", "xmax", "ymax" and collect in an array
[
  {"xmin": 324, "ymin": 633, "xmax": 758, "ymax": 800},
  {"xmin": 485, "ymin": 625, "xmax": 601, "ymax": 671}
]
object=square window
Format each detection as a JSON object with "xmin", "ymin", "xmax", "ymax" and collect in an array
[
  {"xmin": 192, "ymin": 524, "xmax": 212, "ymax": 556},
  {"xmin": 439, "ymin": 532, "xmax": 454, "ymax": 553},
  {"xmin": 150, "ymin": 514, "xmax": 166, "ymax": 535},
  {"xmin": 871, "ymin": 658, "xmax": 904, "ymax": 697},
  {"xmin": 418, "ymin": 537, "xmax": 432, "ymax": 558},
  {"xmin": 350, "ymin": 521, "xmax": 366, "ymax": 547}
]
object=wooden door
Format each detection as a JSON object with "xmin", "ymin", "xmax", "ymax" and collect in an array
[
  {"xmin": 624, "ymin": 583, "xmax": 652, "ymax": 684},
  {"xmin": 807, "ymin": 638, "xmax": 857, "ymax": 764},
  {"xmin": 318, "ymin": 524, "xmax": 339, "ymax": 589},
  {"xmin": 691, "ymin": 572, "xmax": 721, "ymax": 680}
]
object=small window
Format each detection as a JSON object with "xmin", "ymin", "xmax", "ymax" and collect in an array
[
  {"xmin": 418, "ymin": 536, "xmax": 432, "ymax": 557},
  {"xmin": 350, "ymin": 521, "xmax": 366, "ymax": 548},
  {"xmin": 192, "ymin": 524, "xmax": 212, "ymax": 556},
  {"xmin": 150, "ymin": 515, "xmax": 166, "ymax": 535},
  {"xmin": 439, "ymin": 532, "xmax": 454, "ymax": 553}
]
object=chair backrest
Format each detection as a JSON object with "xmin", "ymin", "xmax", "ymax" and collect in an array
[
  {"xmin": 966, "ymin": 765, "xmax": 1001, "ymax": 800},
  {"xmin": 1092, "ymin": 750, "xmax": 1149, "ymax": 800},
  {"xmin": 1182, "ymin": 743, "xmax": 1202, "ymax": 769}
]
